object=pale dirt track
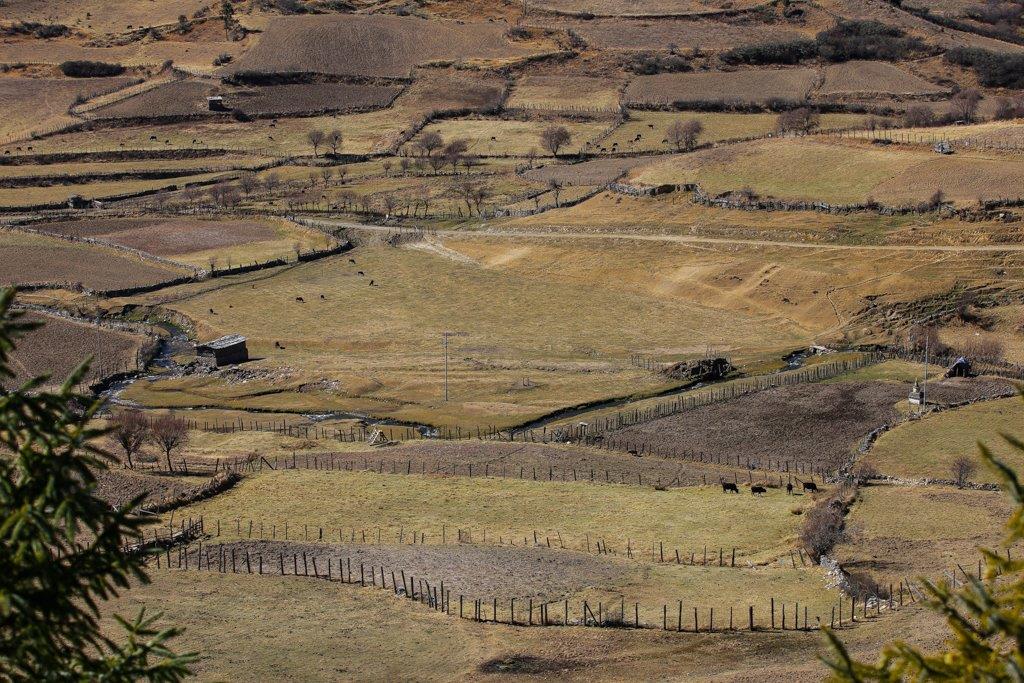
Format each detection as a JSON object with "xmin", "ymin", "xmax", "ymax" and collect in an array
[{"xmin": 315, "ymin": 219, "xmax": 1024, "ymax": 253}]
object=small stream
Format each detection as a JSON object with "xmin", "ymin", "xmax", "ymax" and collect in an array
[
  {"xmin": 99, "ymin": 332, "xmax": 814, "ymax": 437},
  {"xmin": 98, "ymin": 323, "xmax": 429, "ymax": 431}
]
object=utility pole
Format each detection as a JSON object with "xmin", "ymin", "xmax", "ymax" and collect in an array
[{"xmin": 922, "ymin": 328, "xmax": 929, "ymax": 410}]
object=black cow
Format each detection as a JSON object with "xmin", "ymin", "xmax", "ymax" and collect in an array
[
  {"xmin": 295, "ymin": 297, "xmax": 305, "ymax": 303},
  {"xmin": 721, "ymin": 481, "xmax": 739, "ymax": 493},
  {"xmin": 751, "ymin": 485, "xmax": 767, "ymax": 496},
  {"xmin": 802, "ymin": 481, "xmax": 818, "ymax": 493},
  {"xmin": 786, "ymin": 482, "xmax": 794, "ymax": 495}
]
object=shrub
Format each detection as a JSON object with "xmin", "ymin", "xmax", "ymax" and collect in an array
[
  {"xmin": 816, "ymin": 20, "xmax": 926, "ymax": 62},
  {"xmin": 1, "ymin": 21, "xmax": 68, "ymax": 38},
  {"xmin": 946, "ymin": 47, "xmax": 1024, "ymax": 88},
  {"xmin": 212, "ymin": 52, "xmax": 233, "ymax": 66},
  {"xmin": 800, "ymin": 483, "xmax": 855, "ymax": 561},
  {"xmin": 58, "ymin": 60, "xmax": 126, "ymax": 77},
  {"xmin": 903, "ymin": 104, "xmax": 936, "ymax": 127},
  {"xmin": 776, "ymin": 107, "xmax": 820, "ymax": 133},
  {"xmin": 994, "ymin": 96, "xmax": 1024, "ymax": 120},
  {"xmin": 231, "ymin": 108, "xmax": 250, "ymax": 121},
  {"xmin": 628, "ymin": 51, "xmax": 691, "ymax": 75},
  {"xmin": 720, "ymin": 39, "xmax": 818, "ymax": 65}
]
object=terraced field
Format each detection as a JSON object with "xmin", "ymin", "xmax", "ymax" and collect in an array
[
  {"xmin": 0, "ymin": 229, "xmax": 189, "ymax": 290},
  {"xmin": 817, "ymin": 61, "xmax": 946, "ymax": 98},
  {"xmin": 0, "ymin": 75, "xmax": 135, "ymax": 140},
  {"xmin": 630, "ymin": 138, "xmax": 1024, "ymax": 205},
  {"xmin": 625, "ymin": 69, "xmax": 817, "ymax": 107},
  {"xmin": 5, "ymin": 311, "xmax": 149, "ymax": 388},
  {"xmin": 222, "ymin": 15, "xmax": 553, "ymax": 79},
  {"xmin": 91, "ymin": 80, "xmax": 402, "ymax": 119},
  {"xmin": 29, "ymin": 216, "xmax": 330, "ymax": 267}
]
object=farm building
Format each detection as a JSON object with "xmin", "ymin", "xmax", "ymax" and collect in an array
[
  {"xmin": 196, "ymin": 334, "xmax": 248, "ymax": 366},
  {"xmin": 945, "ymin": 357, "xmax": 972, "ymax": 378},
  {"xmin": 207, "ymin": 95, "xmax": 227, "ymax": 112}
]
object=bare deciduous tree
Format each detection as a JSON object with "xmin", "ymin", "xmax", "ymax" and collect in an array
[
  {"xmin": 428, "ymin": 154, "xmax": 447, "ymax": 174},
  {"xmin": 776, "ymin": 107, "xmax": 820, "ymax": 134},
  {"xmin": 306, "ymin": 129, "xmax": 325, "ymax": 157},
  {"xmin": 443, "ymin": 138, "xmax": 470, "ymax": 173},
  {"xmin": 382, "ymin": 159, "xmax": 392, "ymax": 176},
  {"xmin": 667, "ymin": 118, "xmax": 704, "ymax": 151},
  {"xmin": 904, "ymin": 105, "xmax": 936, "ymax": 128},
  {"xmin": 950, "ymin": 88, "xmax": 982, "ymax": 123},
  {"xmin": 238, "ymin": 172, "xmax": 257, "ymax": 196},
  {"xmin": 149, "ymin": 414, "xmax": 189, "ymax": 472},
  {"xmin": 547, "ymin": 177, "xmax": 563, "ymax": 207},
  {"xmin": 263, "ymin": 172, "xmax": 280, "ymax": 195},
  {"xmin": 540, "ymin": 126, "xmax": 571, "ymax": 156},
  {"xmin": 419, "ymin": 131, "xmax": 444, "ymax": 157},
  {"xmin": 951, "ymin": 455, "xmax": 976, "ymax": 488},
  {"xmin": 108, "ymin": 410, "xmax": 149, "ymax": 469},
  {"xmin": 328, "ymin": 129, "xmax": 342, "ymax": 156}
]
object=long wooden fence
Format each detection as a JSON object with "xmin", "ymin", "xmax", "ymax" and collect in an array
[{"xmin": 150, "ymin": 539, "xmax": 938, "ymax": 634}]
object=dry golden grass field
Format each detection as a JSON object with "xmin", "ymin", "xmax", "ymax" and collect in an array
[
  {"xmin": 0, "ymin": 75, "xmax": 134, "ymax": 140},
  {"xmin": 862, "ymin": 397, "xmax": 1024, "ymax": 484},
  {"xmin": 117, "ymin": 237, "xmax": 819, "ymax": 426},
  {"xmin": 0, "ymin": 171, "xmax": 233, "ymax": 209},
  {"xmin": 7, "ymin": 1, "xmax": 1024, "ymax": 679},
  {"xmin": 553, "ymin": 16, "xmax": 813, "ymax": 50},
  {"xmin": 835, "ymin": 482, "xmax": 1019, "ymax": 586},
  {"xmin": 597, "ymin": 111, "xmax": 869, "ymax": 153},
  {"xmin": 405, "ymin": 117, "xmax": 614, "ymax": 157},
  {"xmin": 506, "ymin": 75, "xmax": 623, "ymax": 112},
  {"xmin": 99, "ymin": 570, "xmax": 948, "ymax": 682},
  {"xmin": 0, "ymin": 155, "xmax": 265, "ymax": 180},
  {"xmin": 170, "ymin": 468, "xmax": 812, "ymax": 562},
  {"xmin": 630, "ymin": 138, "xmax": 1024, "ymax": 205}
]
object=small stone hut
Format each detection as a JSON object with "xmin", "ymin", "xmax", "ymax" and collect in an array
[{"xmin": 196, "ymin": 334, "xmax": 248, "ymax": 366}]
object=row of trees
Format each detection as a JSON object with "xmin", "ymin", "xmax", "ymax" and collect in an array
[{"xmin": 108, "ymin": 410, "xmax": 189, "ymax": 472}]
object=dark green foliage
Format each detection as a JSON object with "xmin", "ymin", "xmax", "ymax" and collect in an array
[
  {"xmin": 628, "ymin": 52, "xmax": 692, "ymax": 75},
  {"xmin": 58, "ymin": 60, "xmax": 126, "ymax": 78},
  {"xmin": 0, "ymin": 288, "xmax": 195, "ymax": 681},
  {"xmin": 946, "ymin": 47, "xmax": 1024, "ymax": 88},
  {"xmin": 816, "ymin": 20, "xmax": 927, "ymax": 62},
  {"xmin": 721, "ymin": 39, "xmax": 818, "ymax": 65}
]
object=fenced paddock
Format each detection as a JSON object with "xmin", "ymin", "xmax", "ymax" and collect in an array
[{"xmin": 147, "ymin": 536, "xmax": 938, "ymax": 634}]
